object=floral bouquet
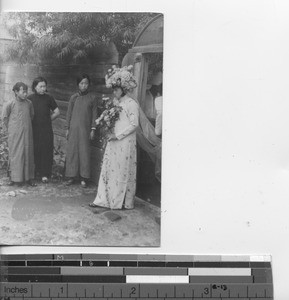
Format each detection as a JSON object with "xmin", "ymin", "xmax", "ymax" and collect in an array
[
  {"xmin": 95, "ymin": 96, "xmax": 123, "ymax": 131},
  {"xmin": 95, "ymin": 96, "xmax": 123, "ymax": 148}
]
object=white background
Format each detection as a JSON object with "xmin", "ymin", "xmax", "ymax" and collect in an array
[{"xmin": 1, "ymin": 0, "xmax": 289, "ymax": 298}]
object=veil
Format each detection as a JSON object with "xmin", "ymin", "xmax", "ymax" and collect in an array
[{"xmin": 129, "ymin": 93, "xmax": 162, "ymax": 182}]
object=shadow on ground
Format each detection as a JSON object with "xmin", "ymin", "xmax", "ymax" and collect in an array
[{"xmin": 0, "ymin": 175, "xmax": 160, "ymax": 246}]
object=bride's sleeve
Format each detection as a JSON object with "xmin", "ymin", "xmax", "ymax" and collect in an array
[{"xmin": 115, "ymin": 100, "xmax": 139, "ymax": 140}]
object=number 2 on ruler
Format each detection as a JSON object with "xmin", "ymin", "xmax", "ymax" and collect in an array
[{"xmin": 130, "ymin": 287, "xmax": 136, "ymax": 296}]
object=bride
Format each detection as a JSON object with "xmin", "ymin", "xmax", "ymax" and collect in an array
[{"xmin": 89, "ymin": 65, "xmax": 139, "ymax": 210}]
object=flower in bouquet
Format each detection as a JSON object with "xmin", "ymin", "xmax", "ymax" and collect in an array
[
  {"xmin": 95, "ymin": 96, "xmax": 123, "ymax": 132},
  {"xmin": 105, "ymin": 65, "xmax": 137, "ymax": 93}
]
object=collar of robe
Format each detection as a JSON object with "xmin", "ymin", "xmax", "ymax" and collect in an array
[
  {"xmin": 118, "ymin": 95, "xmax": 128, "ymax": 103},
  {"xmin": 16, "ymin": 96, "xmax": 26, "ymax": 102},
  {"xmin": 78, "ymin": 90, "xmax": 89, "ymax": 96}
]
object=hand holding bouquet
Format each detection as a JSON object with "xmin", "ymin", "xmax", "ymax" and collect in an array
[{"xmin": 95, "ymin": 96, "xmax": 123, "ymax": 131}]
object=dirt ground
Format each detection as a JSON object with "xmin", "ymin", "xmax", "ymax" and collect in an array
[{"xmin": 0, "ymin": 173, "xmax": 160, "ymax": 247}]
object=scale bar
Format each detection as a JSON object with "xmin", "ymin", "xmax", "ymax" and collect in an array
[{"xmin": 126, "ymin": 276, "xmax": 189, "ymax": 283}]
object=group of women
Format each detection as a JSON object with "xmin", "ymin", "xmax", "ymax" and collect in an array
[{"xmin": 4, "ymin": 66, "xmax": 140, "ymax": 210}]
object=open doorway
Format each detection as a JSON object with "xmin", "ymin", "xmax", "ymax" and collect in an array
[{"xmin": 136, "ymin": 53, "xmax": 163, "ymax": 207}]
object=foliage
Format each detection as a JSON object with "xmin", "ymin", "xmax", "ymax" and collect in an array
[
  {"xmin": 2, "ymin": 12, "xmax": 157, "ymax": 65},
  {"xmin": 0, "ymin": 119, "xmax": 9, "ymax": 170}
]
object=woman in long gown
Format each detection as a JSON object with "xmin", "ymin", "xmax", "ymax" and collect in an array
[
  {"xmin": 2, "ymin": 82, "xmax": 36, "ymax": 186},
  {"xmin": 89, "ymin": 65, "xmax": 139, "ymax": 210},
  {"xmin": 65, "ymin": 74, "xmax": 98, "ymax": 187},
  {"xmin": 28, "ymin": 77, "xmax": 60, "ymax": 183}
]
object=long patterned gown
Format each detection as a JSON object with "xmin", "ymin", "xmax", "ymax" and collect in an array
[{"xmin": 93, "ymin": 95, "xmax": 139, "ymax": 209}]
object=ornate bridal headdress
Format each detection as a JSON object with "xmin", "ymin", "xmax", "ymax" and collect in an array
[{"xmin": 105, "ymin": 65, "xmax": 137, "ymax": 93}]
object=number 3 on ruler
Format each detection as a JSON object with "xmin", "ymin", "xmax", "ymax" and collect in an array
[{"xmin": 204, "ymin": 287, "xmax": 209, "ymax": 295}]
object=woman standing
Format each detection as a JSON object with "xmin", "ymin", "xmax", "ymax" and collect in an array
[
  {"xmin": 28, "ymin": 77, "xmax": 60, "ymax": 183},
  {"xmin": 89, "ymin": 65, "xmax": 139, "ymax": 209},
  {"xmin": 2, "ymin": 82, "xmax": 36, "ymax": 187},
  {"xmin": 65, "ymin": 74, "xmax": 98, "ymax": 187}
]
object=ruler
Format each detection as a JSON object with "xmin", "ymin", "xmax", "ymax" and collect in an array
[{"xmin": 0, "ymin": 254, "xmax": 273, "ymax": 300}]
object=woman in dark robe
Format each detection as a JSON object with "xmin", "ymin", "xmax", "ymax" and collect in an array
[
  {"xmin": 65, "ymin": 74, "xmax": 98, "ymax": 188},
  {"xmin": 28, "ymin": 77, "xmax": 60, "ymax": 183}
]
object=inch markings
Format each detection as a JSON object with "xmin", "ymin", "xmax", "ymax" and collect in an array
[{"xmin": 0, "ymin": 254, "xmax": 273, "ymax": 299}]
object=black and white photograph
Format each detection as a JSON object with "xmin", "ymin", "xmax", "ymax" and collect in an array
[
  {"xmin": 4, "ymin": 0, "xmax": 289, "ymax": 297},
  {"xmin": 0, "ymin": 12, "xmax": 163, "ymax": 246}
]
